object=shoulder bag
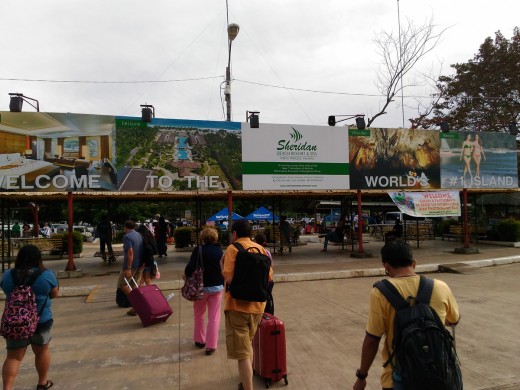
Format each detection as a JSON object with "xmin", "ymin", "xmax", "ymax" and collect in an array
[{"xmin": 181, "ymin": 246, "xmax": 204, "ymax": 301}]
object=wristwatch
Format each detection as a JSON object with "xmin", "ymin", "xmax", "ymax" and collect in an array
[{"xmin": 356, "ymin": 369, "xmax": 368, "ymax": 379}]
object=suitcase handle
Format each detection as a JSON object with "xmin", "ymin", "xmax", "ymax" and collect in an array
[{"xmin": 124, "ymin": 277, "xmax": 139, "ymax": 290}]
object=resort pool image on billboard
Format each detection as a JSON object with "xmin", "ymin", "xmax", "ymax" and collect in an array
[{"xmin": 176, "ymin": 136, "xmax": 189, "ymax": 160}]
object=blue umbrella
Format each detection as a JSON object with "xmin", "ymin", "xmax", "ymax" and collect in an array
[
  {"xmin": 206, "ymin": 207, "xmax": 243, "ymax": 222},
  {"xmin": 244, "ymin": 206, "xmax": 279, "ymax": 221}
]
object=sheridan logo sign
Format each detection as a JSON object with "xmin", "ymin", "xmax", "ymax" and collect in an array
[{"xmin": 276, "ymin": 128, "xmax": 318, "ymax": 158}]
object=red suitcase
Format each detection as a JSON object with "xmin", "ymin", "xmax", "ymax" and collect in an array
[
  {"xmin": 124, "ymin": 278, "xmax": 173, "ymax": 327},
  {"xmin": 253, "ymin": 313, "xmax": 288, "ymax": 388}
]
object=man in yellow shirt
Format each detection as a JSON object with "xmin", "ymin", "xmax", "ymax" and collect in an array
[
  {"xmin": 353, "ymin": 239, "xmax": 460, "ymax": 390},
  {"xmin": 222, "ymin": 219, "xmax": 273, "ymax": 390}
]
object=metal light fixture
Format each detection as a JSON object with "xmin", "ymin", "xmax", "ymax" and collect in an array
[
  {"xmin": 140, "ymin": 104, "xmax": 155, "ymax": 122},
  {"xmin": 247, "ymin": 110, "xmax": 260, "ymax": 128},
  {"xmin": 328, "ymin": 114, "xmax": 366, "ymax": 129},
  {"xmin": 8, "ymin": 93, "xmax": 40, "ymax": 112},
  {"xmin": 439, "ymin": 121, "xmax": 450, "ymax": 133}
]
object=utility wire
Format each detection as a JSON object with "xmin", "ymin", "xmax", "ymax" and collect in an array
[
  {"xmin": 1, "ymin": 75, "xmax": 510, "ymax": 101},
  {"xmin": 0, "ymin": 76, "xmax": 223, "ymax": 84}
]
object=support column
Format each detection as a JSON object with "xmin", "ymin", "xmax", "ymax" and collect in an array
[
  {"xmin": 227, "ymin": 191, "xmax": 233, "ymax": 244},
  {"xmin": 454, "ymin": 188, "xmax": 478, "ymax": 254},
  {"xmin": 357, "ymin": 190, "xmax": 364, "ymax": 254},
  {"xmin": 64, "ymin": 192, "xmax": 77, "ymax": 271},
  {"xmin": 351, "ymin": 190, "xmax": 372, "ymax": 258}
]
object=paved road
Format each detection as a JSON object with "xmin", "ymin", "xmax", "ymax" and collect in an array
[{"xmin": 2, "ymin": 237, "xmax": 520, "ymax": 389}]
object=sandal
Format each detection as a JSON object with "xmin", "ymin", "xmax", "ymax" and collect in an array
[{"xmin": 36, "ymin": 380, "xmax": 54, "ymax": 389}]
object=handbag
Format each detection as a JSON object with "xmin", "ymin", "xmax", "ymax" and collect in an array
[{"xmin": 181, "ymin": 246, "xmax": 204, "ymax": 301}]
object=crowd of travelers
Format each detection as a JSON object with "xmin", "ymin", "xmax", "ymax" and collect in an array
[{"xmin": 0, "ymin": 213, "xmax": 461, "ymax": 389}]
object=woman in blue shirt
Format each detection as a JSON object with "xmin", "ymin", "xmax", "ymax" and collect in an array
[{"xmin": 0, "ymin": 245, "xmax": 59, "ymax": 390}]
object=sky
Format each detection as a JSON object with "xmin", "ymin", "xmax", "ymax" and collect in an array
[{"xmin": 1, "ymin": 0, "xmax": 519, "ymax": 128}]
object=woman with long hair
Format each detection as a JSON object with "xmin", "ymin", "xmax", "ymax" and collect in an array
[
  {"xmin": 459, "ymin": 133, "xmax": 474, "ymax": 181},
  {"xmin": 183, "ymin": 227, "xmax": 224, "ymax": 356},
  {"xmin": 137, "ymin": 224, "xmax": 158, "ymax": 286},
  {"xmin": 472, "ymin": 134, "xmax": 486, "ymax": 178},
  {"xmin": 0, "ymin": 245, "xmax": 59, "ymax": 390}
]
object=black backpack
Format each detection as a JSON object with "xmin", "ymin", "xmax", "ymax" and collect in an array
[
  {"xmin": 229, "ymin": 242, "xmax": 271, "ymax": 302},
  {"xmin": 373, "ymin": 276, "xmax": 462, "ymax": 390}
]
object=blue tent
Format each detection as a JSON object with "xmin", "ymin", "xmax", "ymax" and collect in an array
[
  {"xmin": 206, "ymin": 207, "xmax": 243, "ymax": 222},
  {"xmin": 244, "ymin": 206, "xmax": 279, "ymax": 221}
]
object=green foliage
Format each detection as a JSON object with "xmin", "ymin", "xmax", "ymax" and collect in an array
[
  {"xmin": 204, "ymin": 131, "xmax": 242, "ymax": 189},
  {"xmin": 115, "ymin": 125, "xmax": 159, "ymax": 170},
  {"xmin": 173, "ymin": 227, "xmax": 195, "ymax": 248},
  {"xmin": 59, "ymin": 231, "xmax": 84, "ymax": 254},
  {"xmin": 495, "ymin": 219, "xmax": 520, "ymax": 242},
  {"xmin": 416, "ymin": 27, "xmax": 520, "ymax": 131},
  {"xmin": 436, "ymin": 218, "xmax": 459, "ymax": 235}
]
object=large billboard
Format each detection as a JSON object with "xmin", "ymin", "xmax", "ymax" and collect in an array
[
  {"xmin": 349, "ymin": 128, "xmax": 441, "ymax": 190},
  {"xmin": 242, "ymin": 124, "xmax": 349, "ymax": 190},
  {"xmin": 0, "ymin": 111, "xmax": 517, "ymax": 193},
  {"xmin": 440, "ymin": 131, "xmax": 518, "ymax": 189},
  {"xmin": 114, "ymin": 117, "xmax": 241, "ymax": 192}
]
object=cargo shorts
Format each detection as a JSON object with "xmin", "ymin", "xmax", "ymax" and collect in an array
[{"xmin": 225, "ymin": 310, "xmax": 262, "ymax": 360}]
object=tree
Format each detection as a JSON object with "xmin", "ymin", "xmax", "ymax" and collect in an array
[
  {"xmin": 369, "ymin": 16, "xmax": 446, "ymax": 127},
  {"xmin": 415, "ymin": 28, "xmax": 520, "ymax": 131}
]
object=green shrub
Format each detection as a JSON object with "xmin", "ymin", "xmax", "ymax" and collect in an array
[
  {"xmin": 60, "ymin": 231, "xmax": 84, "ymax": 254},
  {"xmin": 495, "ymin": 219, "xmax": 520, "ymax": 242},
  {"xmin": 436, "ymin": 218, "xmax": 459, "ymax": 236},
  {"xmin": 173, "ymin": 227, "xmax": 194, "ymax": 248}
]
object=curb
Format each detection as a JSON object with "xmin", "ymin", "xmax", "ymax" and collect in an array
[
  {"xmin": 61, "ymin": 255, "xmax": 520, "ymax": 297},
  {"xmin": 3, "ymin": 255, "xmax": 519, "ymax": 300}
]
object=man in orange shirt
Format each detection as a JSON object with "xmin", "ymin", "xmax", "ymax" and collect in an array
[{"xmin": 222, "ymin": 219, "xmax": 273, "ymax": 390}]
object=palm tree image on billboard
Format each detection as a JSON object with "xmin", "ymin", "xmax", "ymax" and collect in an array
[
  {"xmin": 115, "ymin": 117, "xmax": 242, "ymax": 191},
  {"xmin": 440, "ymin": 131, "xmax": 518, "ymax": 189},
  {"xmin": 348, "ymin": 128, "xmax": 441, "ymax": 190}
]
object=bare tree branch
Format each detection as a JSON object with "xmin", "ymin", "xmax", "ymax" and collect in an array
[{"xmin": 368, "ymin": 15, "xmax": 449, "ymax": 127}]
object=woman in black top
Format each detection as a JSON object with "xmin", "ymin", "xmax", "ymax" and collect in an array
[{"xmin": 184, "ymin": 227, "xmax": 224, "ymax": 355}]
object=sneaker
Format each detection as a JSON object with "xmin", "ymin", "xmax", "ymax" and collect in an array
[
  {"xmin": 126, "ymin": 308, "xmax": 136, "ymax": 316},
  {"xmin": 205, "ymin": 348, "xmax": 215, "ymax": 355},
  {"xmin": 194, "ymin": 342, "xmax": 206, "ymax": 348}
]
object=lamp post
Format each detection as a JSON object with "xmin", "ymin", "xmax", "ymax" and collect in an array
[{"xmin": 225, "ymin": 23, "xmax": 240, "ymax": 121}]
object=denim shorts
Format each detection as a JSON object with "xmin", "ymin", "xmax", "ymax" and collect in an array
[{"xmin": 6, "ymin": 319, "xmax": 53, "ymax": 350}]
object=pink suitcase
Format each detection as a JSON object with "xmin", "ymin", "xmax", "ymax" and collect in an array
[
  {"xmin": 253, "ymin": 313, "xmax": 288, "ymax": 388},
  {"xmin": 124, "ymin": 278, "xmax": 172, "ymax": 327}
]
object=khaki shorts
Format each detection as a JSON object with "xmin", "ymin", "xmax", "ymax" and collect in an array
[
  {"xmin": 225, "ymin": 311, "xmax": 262, "ymax": 360},
  {"xmin": 116, "ymin": 268, "xmax": 144, "ymax": 289}
]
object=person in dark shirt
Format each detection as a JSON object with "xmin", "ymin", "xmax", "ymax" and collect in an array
[
  {"xmin": 96, "ymin": 215, "xmax": 113, "ymax": 262},
  {"xmin": 385, "ymin": 219, "xmax": 403, "ymax": 241},
  {"xmin": 155, "ymin": 216, "xmax": 168, "ymax": 257},
  {"xmin": 183, "ymin": 227, "xmax": 224, "ymax": 356},
  {"xmin": 321, "ymin": 215, "xmax": 347, "ymax": 252}
]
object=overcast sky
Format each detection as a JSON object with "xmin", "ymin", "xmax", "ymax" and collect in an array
[{"xmin": 1, "ymin": 0, "xmax": 518, "ymax": 128}]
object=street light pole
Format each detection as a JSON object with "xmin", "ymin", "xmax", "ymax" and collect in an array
[{"xmin": 225, "ymin": 23, "xmax": 239, "ymax": 121}]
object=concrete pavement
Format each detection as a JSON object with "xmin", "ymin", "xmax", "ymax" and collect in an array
[{"xmin": 3, "ymin": 236, "xmax": 520, "ymax": 389}]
